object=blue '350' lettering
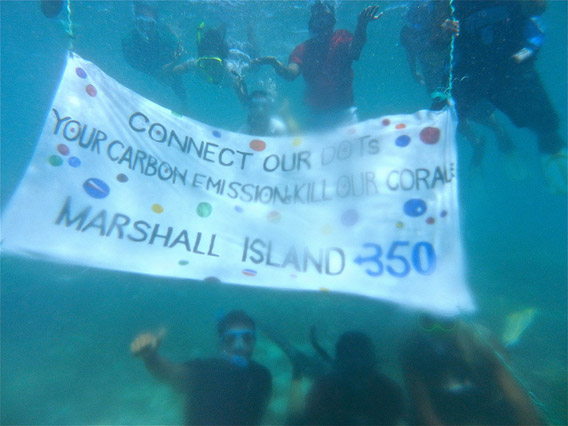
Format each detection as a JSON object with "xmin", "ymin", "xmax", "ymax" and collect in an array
[{"xmin": 354, "ymin": 241, "xmax": 436, "ymax": 278}]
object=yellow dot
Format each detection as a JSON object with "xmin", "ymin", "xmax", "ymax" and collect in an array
[
  {"xmin": 292, "ymin": 137, "xmax": 303, "ymax": 147},
  {"xmin": 321, "ymin": 224, "xmax": 332, "ymax": 235},
  {"xmin": 319, "ymin": 287, "xmax": 330, "ymax": 292},
  {"xmin": 152, "ymin": 203, "xmax": 164, "ymax": 213}
]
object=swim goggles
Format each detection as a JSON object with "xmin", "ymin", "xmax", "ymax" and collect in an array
[
  {"xmin": 222, "ymin": 329, "xmax": 256, "ymax": 346},
  {"xmin": 418, "ymin": 315, "xmax": 456, "ymax": 332},
  {"xmin": 196, "ymin": 56, "xmax": 224, "ymax": 84}
]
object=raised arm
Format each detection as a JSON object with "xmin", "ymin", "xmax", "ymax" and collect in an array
[
  {"xmin": 131, "ymin": 329, "xmax": 189, "ymax": 392},
  {"xmin": 350, "ymin": 5, "xmax": 382, "ymax": 61}
]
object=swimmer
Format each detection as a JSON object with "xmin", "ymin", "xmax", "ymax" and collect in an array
[{"xmin": 131, "ymin": 310, "xmax": 272, "ymax": 425}]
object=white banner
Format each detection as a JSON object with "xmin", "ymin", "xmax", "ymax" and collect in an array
[{"xmin": 1, "ymin": 52, "xmax": 473, "ymax": 314}]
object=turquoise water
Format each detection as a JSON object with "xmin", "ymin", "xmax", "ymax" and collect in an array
[{"xmin": 1, "ymin": 1, "xmax": 566, "ymax": 424}]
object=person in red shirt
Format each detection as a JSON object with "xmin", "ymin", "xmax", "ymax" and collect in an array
[{"xmin": 255, "ymin": 2, "xmax": 381, "ymax": 130}]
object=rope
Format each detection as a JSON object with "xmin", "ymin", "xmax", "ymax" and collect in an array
[
  {"xmin": 445, "ymin": 0, "xmax": 456, "ymax": 100},
  {"xmin": 64, "ymin": 0, "xmax": 75, "ymax": 50}
]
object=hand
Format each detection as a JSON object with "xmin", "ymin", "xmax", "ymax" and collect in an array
[
  {"xmin": 413, "ymin": 72, "xmax": 425, "ymax": 86},
  {"xmin": 130, "ymin": 328, "xmax": 166, "ymax": 358},
  {"xmin": 441, "ymin": 19, "xmax": 459, "ymax": 36},
  {"xmin": 358, "ymin": 5, "xmax": 382, "ymax": 26},
  {"xmin": 512, "ymin": 47, "xmax": 534, "ymax": 63}
]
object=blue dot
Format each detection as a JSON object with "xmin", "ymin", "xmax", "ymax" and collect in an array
[
  {"xmin": 212, "ymin": 130, "xmax": 222, "ymax": 138},
  {"xmin": 395, "ymin": 135, "xmax": 411, "ymax": 147},
  {"xmin": 68, "ymin": 157, "xmax": 81, "ymax": 167},
  {"xmin": 403, "ymin": 199, "xmax": 427, "ymax": 217},
  {"xmin": 83, "ymin": 178, "xmax": 110, "ymax": 199},
  {"xmin": 75, "ymin": 67, "xmax": 87, "ymax": 79},
  {"xmin": 234, "ymin": 205, "xmax": 243, "ymax": 213}
]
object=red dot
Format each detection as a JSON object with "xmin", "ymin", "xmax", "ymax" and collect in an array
[
  {"xmin": 420, "ymin": 127, "xmax": 441, "ymax": 144},
  {"xmin": 249, "ymin": 139, "xmax": 266, "ymax": 151},
  {"xmin": 86, "ymin": 84, "xmax": 97, "ymax": 97},
  {"xmin": 426, "ymin": 217, "xmax": 435, "ymax": 224},
  {"xmin": 382, "ymin": 119, "xmax": 390, "ymax": 126},
  {"xmin": 57, "ymin": 144, "xmax": 70, "ymax": 155},
  {"xmin": 395, "ymin": 123, "xmax": 406, "ymax": 129}
]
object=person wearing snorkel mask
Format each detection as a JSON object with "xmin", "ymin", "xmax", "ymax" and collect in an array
[
  {"xmin": 254, "ymin": 2, "xmax": 381, "ymax": 131},
  {"xmin": 173, "ymin": 22, "xmax": 256, "ymax": 88},
  {"xmin": 122, "ymin": 1, "xmax": 187, "ymax": 112},
  {"xmin": 400, "ymin": 313, "xmax": 545, "ymax": 425},
  {"xmin": 130, "ymin": 310, "xmax": 272, "ymax": 425}
]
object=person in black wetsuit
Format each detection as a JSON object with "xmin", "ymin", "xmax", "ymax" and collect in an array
[
  {"xmin": 130, "ymin": 310, "xmax": 272, "ymax": 425},
  {"xmin": 286, "ymin": 330, "xmax": 404, "ymax": 425},
  {"xmin": 122, "ymin": 1, "xmax": 187, "ymax": 112},
  {"xmin": 400, "ymin": 313, "xmax": 545, "ymax": 425},
  {"xmin": 450, "ymin": 0, "xmax": 566, "ymax": 188}
]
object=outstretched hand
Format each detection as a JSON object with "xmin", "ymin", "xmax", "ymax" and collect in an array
[
  {"xmin": 251, "ymin": 56, "xmax": 279, "ymax": 67},
  {"xmin": 441, "ymin": 19, "xmax": 460, "ymax": 36},
  {"xmin": 131, "ymin": 328, "xmax": 166, "ymax": 358},
  {"xmin": 358, "ymin": 5, "xmax": 382, "ymax": 26}
]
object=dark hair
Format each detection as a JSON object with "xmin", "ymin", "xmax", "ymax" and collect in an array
[
  {"xmin": 308, "ymin": 1, "xmax": 336, "ymax": 34},
  {"xmin": 133, "ymin": 1, "xmax": 157, "ymax": 19},
  {"xmin": 334, "ymin": 331, "xmax": 377, "ymax": 373},
  {"xmin": 217, "ymin": 310, "xmax": 255, "ymax": 336},
  {"xmin": 198, "ymin": 24, "xmax": 229, "ymax": 59}
]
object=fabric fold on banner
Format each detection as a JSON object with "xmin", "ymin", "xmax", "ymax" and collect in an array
[{"xmin": 1, "ymin": 51, "xmax": 474, "ymax": 314}]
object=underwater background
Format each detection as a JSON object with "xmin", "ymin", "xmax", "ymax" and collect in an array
[{"xmin": 1, "ymin": 1, "xmax": 566, "ymax": 424}]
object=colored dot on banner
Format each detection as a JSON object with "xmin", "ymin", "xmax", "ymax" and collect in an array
[
  {"xmin": 341, "ymin": 209, "xmax": 359, "ymax": 226},
  {"xmin": 250, "ymin": 139, "xmax": 266, "ymax": 151},
  {"xmin": 420, "ymin": 127, "xmax": 441, "ymax": 144},
  {"xmin": 440, "ymin": 210, "xmax": 448, "ymax": 218},
  {"xmin": 382, "ymin": 119, "xmax": 390, "ymax": 126},
  {"xmin": 403, "ymin": 198, "xmax": 427, "ymax": 217},
  {"xmin": 57, "ymin": 144, "xmax": 70, "ymax": 155},
  {"xmin": 171, "ymin": 110, "xmax": 182, "ymax": 117},
  {"xmin": 75, "ymin": 67, "xmax": 87, "ymax": 79},
  {"xmin": 117, "ymin": 173, "xmax": 129, "ymax": 183},
  {"xmin": 396, "ymin": 221, "xmax": 404, "ymax": 229},
  {"xmin": 290, "ymin": 274, "xmax": 298, "ymax": 279},
  {"xmin": 395, "ymin": 135, "xmax": 411, "ymax": 147},
  {"xmin": 321, "ymin": 224, "xmax": 332, "ymax": 235},
  {"xmin": 212, "ymin": 130, "xmax": 222, "ymax": 138},
  {"xmin": 48, "ymin": 155, "xmax": 63, "ymax": 166},
  {"xmin": 86, "ymin": 84, "xmax": 97, "ymax": 97},
  {"xmin": 234, "ymin": 205, "xmax": 244, "ymax": 213},
  {"xmin": 204, "ymin": 276, "xmax": 221, "ymax": 282},
  {"xmin": 152, "ymin": 203, "xmax": 164, "ymax": 213},
  {"xmin": 426, "ymin": 217, "xmax": 436, "ymax": 224},
  {"xmin": 396, "ymin": 123, "xmax": 406, "ymax": 129},
  {"xmin": 68, "ymin": 157, "xmax": 81, "ymax": 167},
  {"xmin": 197, "ymin": 202, "xmax": 212, "ymax": 217},
  {"xmin": 267, "ymin": 210, "xmax": 281, "ymax": 223},
  {"xmin": 178, "ymin": 260, "xmax": 189, "ymax": 266},
  {"xmin": 319, "ymin": 288, "xmax": 330, "ymax": 292},
  {"xmin": 242, "ymin": 269, "xmax": 257, "ymax": 277},
  {"xmin": 83, "ymin": 178, "xmax": 110, "ymax": 199},
  {"xmin": 292, "ymin": 137, "xmax": 303, "ymax": 147}
]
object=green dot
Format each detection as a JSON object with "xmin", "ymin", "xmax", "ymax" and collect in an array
[
  {"xmin": 178, "ymin": 260, "xmax": 189, "ymax": 266},
  {"xmin": 196, "ymin": 202, "xmax": 212, "ymax": 218},
  {"xmin": 49, "ymin": 155, "xmax": 63, "ymax": 166}
]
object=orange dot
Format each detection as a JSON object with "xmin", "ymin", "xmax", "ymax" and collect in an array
[
  {"xmin": 152, "ymin": 204, "xmax": 164, "ymax": 213},
  {"xmin": 395, "ymin": 123, "xmax": 406, "ymax": 129},
  {"xmin": 249, "ymin": 139, "xmax": 266, "ymax": 151}
]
